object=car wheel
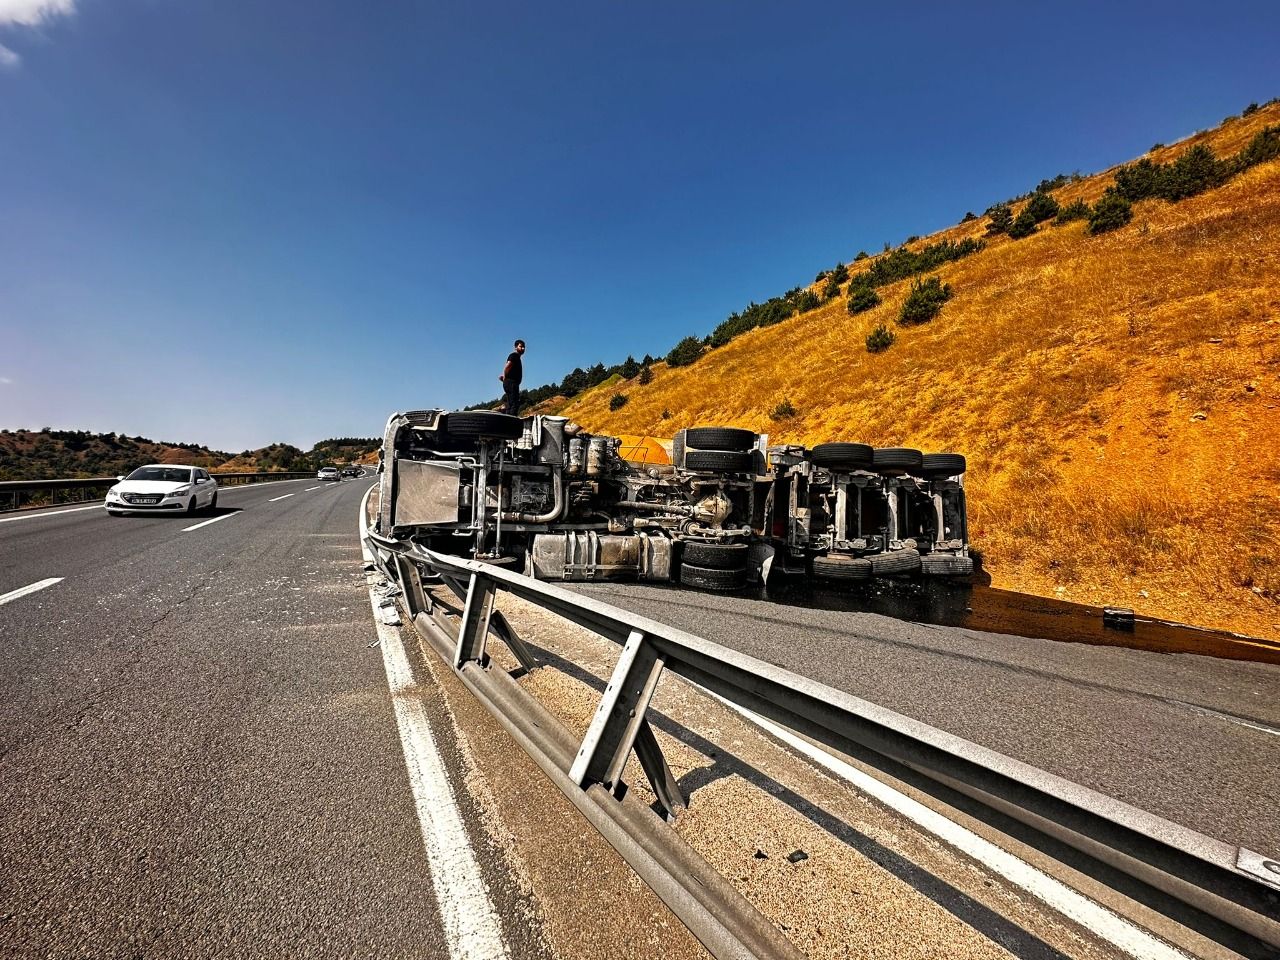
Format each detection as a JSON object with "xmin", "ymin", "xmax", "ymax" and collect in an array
[
  {"xmin": 106, "ymin": 509, "xmax": 122, "ymax": 517},
  {"xmin": 187, "ymin": 497, "xmax": 198, "ymax": 516},
  {"xmin": 207, "ymin": 491, "xmax": 218, "ymax": 514}
]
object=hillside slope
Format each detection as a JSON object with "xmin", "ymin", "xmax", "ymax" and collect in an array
[{"xmin": 557, "ymin": 104, "xmax": 1280, "ymax": 640}]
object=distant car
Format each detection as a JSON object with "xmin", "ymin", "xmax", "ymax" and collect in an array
[
  {"xmin": 106, "ymin": 465, "xmax": 218, "ymax": 516},
  {"xmin": 341, "ymin": 466, "xmax": 361, "ymax": 477},
  {"xmin": 317, "ymin": 466, "xmax": 340, "ymax": 481}
]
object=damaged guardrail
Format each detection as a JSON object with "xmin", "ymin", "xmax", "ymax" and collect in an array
[{"xmin": 361, "ymin": 490, "xmax": 1280, "ymax": 960}]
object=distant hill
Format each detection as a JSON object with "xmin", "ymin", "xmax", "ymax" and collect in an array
[
  {"xmin": 0, "ymin": 429, "xmax": 231, "ymax": 482},
  {"xmin": 0, "ymin": 430, "xmax": 380, "ymax": 481}
]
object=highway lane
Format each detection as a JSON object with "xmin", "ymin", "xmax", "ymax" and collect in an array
[
  {"xmin": 568, "ymin": 580, "xmax": 1280, "ymax": 859},
  {"xmin": 0, "ymin": 477, "xmax": 536, "ymax": 959}
]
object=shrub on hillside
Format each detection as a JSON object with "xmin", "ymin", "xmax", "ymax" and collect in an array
[
  {"xmin": 769, "ymin": 398, "xmax": 797, "ymax": 421},
  {"xmin": 795, "ymin": 290, "xmax": 820, "ymax": 313},
  {"xmin": 846, "ymin": 284, "xmax": 881, "ymax": 314},
  {"xmin": 609, "ymin": 393, "xmax": 628, "ymax": 411},
  {"xmin": 899, "ymin": 276, "xmax": 952, "ymax": 326},
  {"xmin": 865, "ymin": 324, "xmax": 896, "ymax": 353},
  {"xmin": 1024, "ymin": 190, "xmax": 1060, "ymax": 223},
  {"xmin": 637, "ymin": 364, "xmax": 653, "ymax": 385},
  {"xmin": 961, "ymin": 211, "xmax": 977, "ymax": 222},
  {"xmin": 1243, "ymin": 102, "xmax": 1260, "ymax": 117},
  {"xmin": 1054, "ymin": 199, "xmax": 1091, "ymax": 225},
  {"xmin": 854, "ymin": 250, "xmax": 869, "ymax": 261},
  {"xmin": 1233, "ymin": 124, "xmax": 1280, "ymax": 171},
  {"xmin": 1159, "ymin": 144, "xmax": 1227, "ymax": 200},
  {"xmin": 619, "ymin": 355, "xmax": 640, "ymax": 379},
  {"xmin": 1007, "ymin": 210, "xmax": 1038, "ymax": 239},
  {"xmin": 821, "ymin": 276, "xmax": 842, "ymax": 300},
  {"xmin": 829, "ymin": 262, "xmax": 850, "ymax": 285},
  {"xmin": 985, "ymin": 203, "xmax": 1013, "ymax": 236},
  {"xmin": 852, "ymin": 237, "xmax": 984, "ymax": 289},
  {"xmin": 1087, "ymin": 192, "xmax": 1133, "ymax": 234},
  {"xmin": 666, "ymin": 336, "xmax": 704, "ymax": 367},
  {"xmin": 814, "ymin": 269, "xmax": 830, "ymax": 283}
]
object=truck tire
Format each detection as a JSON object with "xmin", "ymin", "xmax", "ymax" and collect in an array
[
  {"xmin": 682, "ymin": 541, "xmax": 748, "ymax": 570},
  {"xmin": 809, "ymin": 442, "xmax": 874, "ymax": 471},
  {"xmin": 679, "ymin": 563, "xmax": 748, "ymax": 591},
  {"xmin": 440, "ymin": 411, "xmax": 523, "ymax": 441},
  {"xmin": 872, "ymin": 447, "xmax": 923, "ymax": 474},
  {"xmin": 812, "ymin": 555, "xmax": 872, "ymax": 580},
  {"xmin": 683, "ymin": 450, "xmax": 753, "ymax": 473},
  {"xmin": 919, "ymin": 453, "xmax": 966, "ymax": 478},
  {"xmin": 684, "ymin": 427, "xmax": 756, "ymax": 452},
  {"xmin": 921, "ymin": 553, "xmax": 974, "ymax": 576},
  {"xmin": 869, "ymin": 548, "xmax": 922, "ymax": 575}
]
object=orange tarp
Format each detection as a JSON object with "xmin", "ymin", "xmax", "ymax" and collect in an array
[{"xmin": 615, "ymin": 434, "xmax": 672, "ymax": 465}]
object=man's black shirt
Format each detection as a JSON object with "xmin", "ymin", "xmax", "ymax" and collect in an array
[{"xmin": 506, "ymin": 351, "xmax": 523, "ymax": 387}]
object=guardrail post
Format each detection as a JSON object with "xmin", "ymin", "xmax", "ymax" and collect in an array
[
  {"xmin": 570, "ymin": 630, "xmax": 666, "ymax": 798},
  {"xmin": 455, "ymin": 572, "xmax": 496, "ymax": 668}
]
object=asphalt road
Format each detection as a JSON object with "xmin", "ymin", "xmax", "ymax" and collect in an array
[
  {"xmin": 568, "ymin": 580, "xmax": 1280, "ymax": 859},
  {"xmin": 0, "ymin": 478, "xmax": 502, "ymax": 959}
]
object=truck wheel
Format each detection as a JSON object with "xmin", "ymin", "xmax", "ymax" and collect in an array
[
  {"xmin": 869, "ymin": 549, "xmax": 922, "ymax": 575},
  {"xmin": 809, "ymin": 442, "xmax": 874, "ymax": 471},
  {"xmin": 921, "ymin": 553, "xmax": 974, "ymax": 576},
  {"xmin": 919, "ymin": 453, "xmax": 966, "ymax": 478},
  {"xmin": 812, "ymin": 555, "xmax": 872, "ymax": 580},
  {"xmin": 440, "ymin": 411, "xmax": 524, "ymax": 441},
  {"xmin": 682, "ymin": 541, "xmax": 748, "ymax": 570},
  {"xmin": 679, "ymin": 563, "xmax": 748, "ymax": 591},
  {"xmin": 872, "ymin": 447, "xmax": 923, "ymax": 474},
  {"xmin": 683, "ymin": 450, "xmax": 753, "ymax": 473},
  {"xmin": 684, "ymin": 427, "xmax": 756, "ymax": 452}
]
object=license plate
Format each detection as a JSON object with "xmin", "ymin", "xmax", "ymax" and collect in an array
[{"xmin": 137, "ymin": 497, "xmax": 159, "ymax": 504}]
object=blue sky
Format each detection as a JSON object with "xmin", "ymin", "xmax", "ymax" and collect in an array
[{"xmin": 2, "ymin": 0, "xmax": 1277, "ymax": 451}]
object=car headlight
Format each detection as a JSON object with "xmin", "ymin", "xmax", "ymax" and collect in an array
[
  {"xmin": 168, "ymin": 486, "xmax": 192, "ymax": 498},
  {"xmin": 107, "ymin": 488, "xmax": 122, "ymax": 500}
]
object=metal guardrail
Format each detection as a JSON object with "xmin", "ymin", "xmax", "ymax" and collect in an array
[
  {"xmin": 0, "ymin": 472, "xmax": 314, "ymax": 514},
  {"xmin": 362, "ymin": 498, "xmax": 1280, "ymax": 959}
]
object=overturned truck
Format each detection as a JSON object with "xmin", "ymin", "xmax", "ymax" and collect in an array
[{"xmin": 375, "ymin": 409, "xmax": 971, "ymax": 590}]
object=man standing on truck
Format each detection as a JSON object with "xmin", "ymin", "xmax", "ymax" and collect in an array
[{"xmin": 499, "ymin": 339, "xmax": 525, "ymax": 416}]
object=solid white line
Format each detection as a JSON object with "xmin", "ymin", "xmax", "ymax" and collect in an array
[
  {"xmin": 0, "ymin": 504, "xmax": 103, "ymax": 525},
  {"xmin": 358, "ymin": 487, "xmax": 507, "ymax": 959},
  {"xmin": 722, "ymin": 701, "xmax": 1188, "ymax": 960},
  {"xmin": 367, "ymin": 588, "xmax": 509, "ymax": 960},
  {"xmin": 304, "ymin": 486, "xmax": 322, "ymax": 491},
  {"xmin": 267, "ymin": 493, "xmax": 294, "ymax": 502},
  {"xmin": 0, "ymin": 577, "xmax": 64, "ymax": 607},
  {"xmin": 182, "ymin": 513, "xmax": 236, "ymax": 533}
]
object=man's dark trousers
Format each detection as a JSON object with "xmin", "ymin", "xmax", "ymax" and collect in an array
[{"xmin": 503, "ymin": 382, "xmax": 522, "ymax": 417}]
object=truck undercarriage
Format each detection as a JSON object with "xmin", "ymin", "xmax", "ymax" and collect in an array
[{"xmin": 375, "ymin": 410, "xmax": 971, "ymax": 590}]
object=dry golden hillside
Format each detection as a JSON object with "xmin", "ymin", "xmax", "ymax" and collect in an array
[{"xmin": 558, "ymin": 104, "xmax": 1280, "ymax": 641}]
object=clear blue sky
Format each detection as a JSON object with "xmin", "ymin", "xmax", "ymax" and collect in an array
[{"xmin": 2, "ymin": 0, "xmax": 1277, "ymax": 451}]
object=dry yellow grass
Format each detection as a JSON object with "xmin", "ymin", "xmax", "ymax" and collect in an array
[{"xmin": 555, "ymin": 105, "xmax": 1280, "ymax": 640}]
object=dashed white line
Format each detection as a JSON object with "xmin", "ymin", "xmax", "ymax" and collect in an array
[
  {"xmin": 0, "ymin": 505, "xmax": 103, "ymax": 524},
  {"xmin": 182, "ymin": 513, "xmax": 237, "ymax": 532},
  {"xmin": 267, "ymin": 493, "xmax": 294, "ymax": 502},
  {"xmin": 722, "ymin": 701, "xmax": 1188, "ymax": 960},
  {"xmin": 0, "ymin": 577, "xmax": 64, "ymax": 607},
  {"xmin": 304, "ymin": 486, "xmax": 322, "ymax": 491}
]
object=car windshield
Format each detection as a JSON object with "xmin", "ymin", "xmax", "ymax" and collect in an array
[
  {"xmin": 126, "ymin": 467, "xmax": 192, "ymax": 483},
  {"xmin": 321, "ymin": 467, "xmax": 336, "ymax": 472}
]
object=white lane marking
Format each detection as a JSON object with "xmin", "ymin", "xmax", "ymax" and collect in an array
[
  {"xmin": 267, "ymin": 493, "xmax": 294, "ymax": 502},
  {"xmin": 0, "ymin": 577, "xmax": 64, "ymax": 607},
  {"xmin": 721, "ymin": 702, "xmax": 1188, "ymax": 960},
  {"xmin": 358, "ymin": 485, "xmax": 507, "ymax": 959},
  {"xmin": 0, "ymin": 505, "xmax": 103, "ymax": 525},
  {"xmin": 182, "ymin": 513, "xmax": 237, "ymax": 533},
  {"xmin": 304, "ymin": 486, "xmax": 322, "ymax": 491},
  {"xmin": 367, "ymin": 588, "xmax": 509, "ymax": 960}
]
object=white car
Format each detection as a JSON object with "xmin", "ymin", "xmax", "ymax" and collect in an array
[
  {"xmin": 105, "ymin": 465, "xmax": 218, "ymax": 516},
  {"xmin": 316, "ymin": 466, "xmax": 340, "ymax": 481}
]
